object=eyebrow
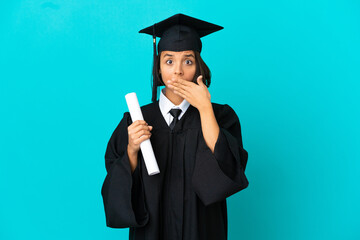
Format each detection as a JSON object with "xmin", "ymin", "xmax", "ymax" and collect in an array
[{"xmin": 163, "ymin": 53, "xmax": 195, "ymax": 58}]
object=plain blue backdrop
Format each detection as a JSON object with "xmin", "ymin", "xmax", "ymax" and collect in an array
[{"xmin": 1, "ymin": 0, "xmax": 359, "ymax": 239}]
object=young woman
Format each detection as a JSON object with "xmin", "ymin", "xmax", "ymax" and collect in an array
[{"xmin": 101, "ymin": 13, "xmax": 249, "ymax": 240}]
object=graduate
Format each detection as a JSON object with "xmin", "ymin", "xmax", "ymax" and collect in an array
[{"xmin": 101, "ymin": 13, "xmax": 249, "ymax": 240}]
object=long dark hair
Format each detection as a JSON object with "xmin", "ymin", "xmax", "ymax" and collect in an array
[{"xmin": 151, "ymin": 51, "xmax": 211, "ymax": 102}]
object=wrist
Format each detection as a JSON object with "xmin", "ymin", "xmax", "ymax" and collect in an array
[
  {"xmin": 198, "ymin": 102, "xmax": 213, "ymax": 114},
  {"xmin": 127, "ymin": 145, "xmax": 138, "ymax": 157}
]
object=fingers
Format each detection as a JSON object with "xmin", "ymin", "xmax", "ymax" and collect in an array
[
  {"xmin": 133, "ymin": 126, "xmax": 152, "ymax": 139},
  {"xmin": 167, "ymin": 78, "xmax": 192, "ymax": 89},
  {"xmin": 128, "ymin": 120, "xmax": 147, "ymax": 129},
  {"xmin": 197, "ymin": 75, "xmax": 204, "ymax": 85},
  {"xmin": 132, "ymin": 132, "xmax": 152, "ymax": 145},
  {"xmin": 167, "ymin": 81, "xmax": 191, "ymax": 97},
  {"xmin": 130, "ymin": 122, "xmax": 151, "ymax": 134},
  {"xmin": 164, "ymin": 79, "xmax": 188, "ymax": 97},
  {"xmin": 173, "ymin": 86, "xmax": 188, "ymax": 98},
  {"xmin": 128, "ymin": 120, "xmax": 153, "ymax": 145},
  {"xmin": 173, "ymin": 90, "xmax": 187, "ymax": 100}
]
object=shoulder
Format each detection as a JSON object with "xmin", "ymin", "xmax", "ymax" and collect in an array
[
  {"xmin": 211, "ymin": 102, "xmax": 238, "ymax": 118},
  {"xmin": 211, "ymin": 102, "xmax": 240, "ymax": 128},
  {"xmin": 120, "ymin": 101, "xmax": 158, "ymax": 125},
  {"xmin": 137, "ymin": 101, "xmax": 162, "ymax": 125},
  {"xmin": 140, "ymin": 101, "xmax": 158, "ymax": 112}
]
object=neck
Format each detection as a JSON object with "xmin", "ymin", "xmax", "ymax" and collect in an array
[{"xmin": 164, "ymin": 87, "xmax": 184, "ymax": 105}]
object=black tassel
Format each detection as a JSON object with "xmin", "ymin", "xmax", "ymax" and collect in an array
[{"xmin": 151, "ymin": 24, "xmax": 158, "ymax": 102}]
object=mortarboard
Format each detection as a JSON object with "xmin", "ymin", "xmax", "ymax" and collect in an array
[{"xmin": 138, "ymin": 13, "xmax": 223, "ymax": 102}]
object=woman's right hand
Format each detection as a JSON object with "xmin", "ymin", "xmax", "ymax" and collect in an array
[{"xmin": 127, "ymin": 120, "xmax": 153, "ymax": 155}]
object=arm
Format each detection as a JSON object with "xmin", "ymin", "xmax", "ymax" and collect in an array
[
  {"xmin": 101, "ymin": 112, "xmax": 149, "ymax": 228},
  {"xmin": 198, "ymin": 103, "xmax": 220, "ymax": 153},
  {"xmin": 127, "ymin": 119, "xmax": 153, "ymax": 173},
  {"xmin": 167, "ymin": 75, "xmax": 220, "ymax": 152},
  {"xmin": 167, "ymin": 76, "xmax": 249, "ymax": 205},
  {"xmin": 192, "ymin": 104, "xmax": 249, "ymax": 206},
  {"xmin": 127, "ymin": 147, "xmax": 139, "ymax": 173}
]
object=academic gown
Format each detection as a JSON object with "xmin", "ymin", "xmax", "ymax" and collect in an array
[{"xmin": 101, "ymin": 101, "xmax": 249, "ymax": 240}]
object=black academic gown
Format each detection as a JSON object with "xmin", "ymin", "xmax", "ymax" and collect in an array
[{"xmin": 101, "ymin": 102, "xmax": 249, "ymax": 240}]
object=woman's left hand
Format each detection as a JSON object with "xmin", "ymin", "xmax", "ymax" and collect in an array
[{"xmin": 167, "ymin": 75, "xmax": 211, "ymax": 111}]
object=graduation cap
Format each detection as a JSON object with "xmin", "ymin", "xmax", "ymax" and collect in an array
[{"xmin": 139, "ymin": 13, "xmax": 223, "ymax": 102}]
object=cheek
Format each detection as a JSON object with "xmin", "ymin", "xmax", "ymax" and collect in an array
[
  {"xmin": 186, "ymin": 66, "xmax": 197, "ymax": 78},
  {"xmin": 160, "ymin": 67, "xmax": 171, "ymax": 78},
  {"xmin": 159, "ymin": 67, "xmax": 172, "ymax": 83}
]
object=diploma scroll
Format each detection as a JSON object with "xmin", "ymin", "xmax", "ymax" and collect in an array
[{"xmin": 125, "ymin": 92, "xmax": 160, "ymax": 176}]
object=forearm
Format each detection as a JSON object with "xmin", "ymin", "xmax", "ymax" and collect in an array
[
  {"xmin": 127, "ymin": 145, "xmax": 138, "ymax": 173},
  {"xmin": 199, "ymin": 104, "xmax": 220, "ymax": 153}
]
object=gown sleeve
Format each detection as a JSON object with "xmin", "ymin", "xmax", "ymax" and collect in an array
[
  {"xmin": 101, "ymin": 112, "xmax": 149, "ymax": 228},
  {"xmin": 192, "ymin": 104, "xmax": 249, "ymax": 206}
]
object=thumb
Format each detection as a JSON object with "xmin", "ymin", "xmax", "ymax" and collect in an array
[{"xmin": 197, "ymin": 75, "xmax": 204, "ymax": 85}]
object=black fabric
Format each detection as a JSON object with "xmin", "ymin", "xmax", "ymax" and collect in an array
[
  {"xmin": 169, "ymin": 108, "xmax": 182, "ymax": 130},
  {"xmin": 158, "ymin": 25, "xmax": 202, "ymax": 53},
  {"xmin": 101, "ymin": 102, "xmax": 249, "ymax": 240},
  {"xmin": 139, "ymin": 13, "xmax": 223, "ymax": 54}
]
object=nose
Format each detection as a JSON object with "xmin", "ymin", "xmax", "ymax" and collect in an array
[{"xmin": 174, "ymin": 62, "xmax": 183, "ymax": 76}]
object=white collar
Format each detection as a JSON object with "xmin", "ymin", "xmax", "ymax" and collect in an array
[{"xmin": 159, "ymin": 88, "xmax": 190, "ymax": 124}]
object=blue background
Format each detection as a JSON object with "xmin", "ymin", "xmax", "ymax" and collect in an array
[{"xmin": 1, "ymin": 0, "xmax": 359, "ymax": 239}]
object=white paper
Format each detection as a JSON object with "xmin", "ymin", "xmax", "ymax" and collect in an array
[{"xmin": 125, "ymin": 92, "xmax": 160, "ymax": 176}]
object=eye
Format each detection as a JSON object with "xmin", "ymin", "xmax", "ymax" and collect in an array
[
  {"xmin": 166, "ymin": 59, "xmax": 173, "ymax": 64},
  {"xmin": 185, "ymin": 59, "xmax": 193, "ymax": 65}
]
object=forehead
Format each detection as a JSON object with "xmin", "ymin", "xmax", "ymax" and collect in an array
[{"xmin": 161, "ymin": 50, "xmax": 195, "ymax": 57}]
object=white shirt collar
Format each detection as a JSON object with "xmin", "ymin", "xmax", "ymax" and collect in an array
[{"xmin": 159, "ymin": 88, "xmax": 190, "ymax": 125}]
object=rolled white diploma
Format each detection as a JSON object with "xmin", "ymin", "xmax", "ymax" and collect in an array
[{"xmin": 125, "ymin": 92, "xmax": 160, "ymax": 176}]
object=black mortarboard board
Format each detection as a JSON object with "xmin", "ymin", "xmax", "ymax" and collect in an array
[{"xmin": 138, "ymin": 13, "xmax": 223, "ymax": 102}]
